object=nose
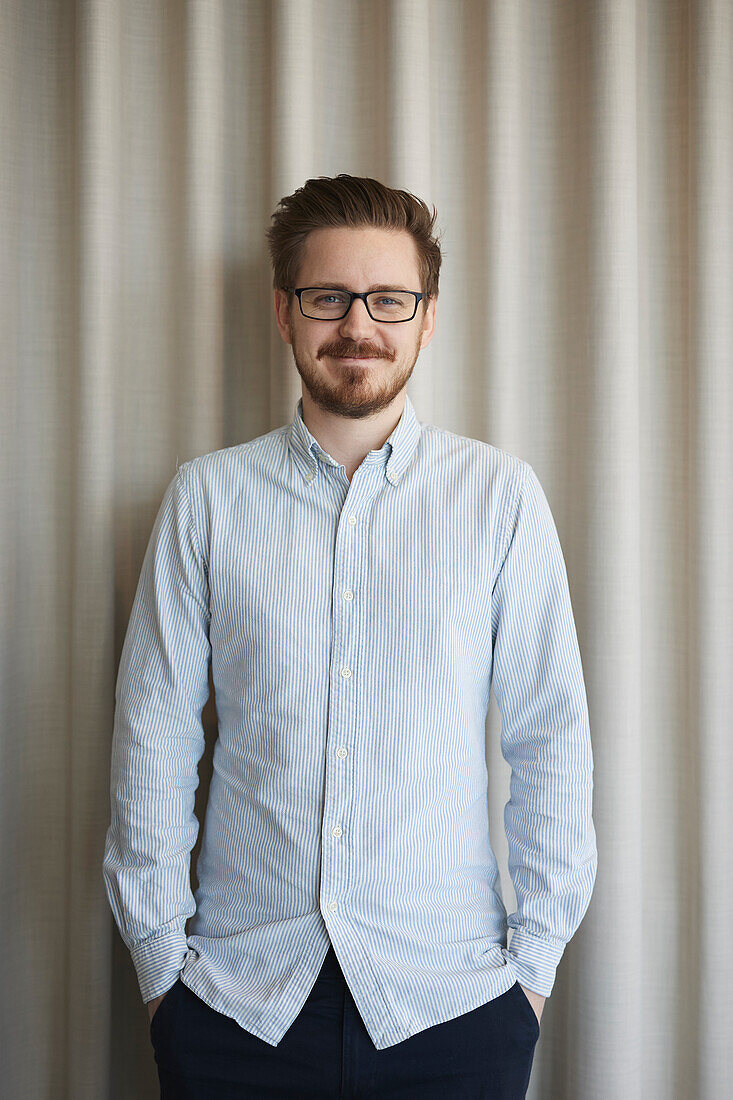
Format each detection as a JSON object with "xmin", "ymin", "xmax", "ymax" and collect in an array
[{"xmin": 337, "ymin": 296, "xmax": 377, "ymax": 341}]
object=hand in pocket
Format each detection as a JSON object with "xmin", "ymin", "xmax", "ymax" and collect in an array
[{"xmin": 147, "ymin": 981, "xmax": 176, "ymax": 1023}]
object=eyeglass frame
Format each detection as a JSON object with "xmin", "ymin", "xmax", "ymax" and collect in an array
[{"xmin": 284, "ymin": 286, "xmax": 428, "ymax": 323}]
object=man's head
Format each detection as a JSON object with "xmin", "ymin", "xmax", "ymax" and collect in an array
[{"xmin": 267, "ymin": 174, "xmax": 442, "ymax": 419}]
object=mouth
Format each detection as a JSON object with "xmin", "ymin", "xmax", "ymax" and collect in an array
[{"xmin": 331, "ymin": 355, "xmax": 380, "ymax": 363}]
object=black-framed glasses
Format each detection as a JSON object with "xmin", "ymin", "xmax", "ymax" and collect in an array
[{"xmin": 286, "ymin": 286, "xmax": 426, "ymax": 323}]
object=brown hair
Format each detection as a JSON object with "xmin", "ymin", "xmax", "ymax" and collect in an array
[{"xmin": 265, "ymin": 174, "xmax": 443, "ymax": 311}]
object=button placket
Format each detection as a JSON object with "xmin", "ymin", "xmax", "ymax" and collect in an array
[
  {"xmin": 321, "ymin": 476, "xmax": 380, "ymax": 929},
  {"xmin": 321, "ymin": 493, "xmax": 362, "ymax": 924}
]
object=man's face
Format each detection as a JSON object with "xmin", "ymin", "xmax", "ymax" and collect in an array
[{"xmin": 273, "ymin": 226, "xmax": 436, "ymax": 419}]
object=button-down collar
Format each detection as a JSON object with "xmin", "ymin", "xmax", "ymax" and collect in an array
[{"xmin": 286, "ymin": 392, "xmax": 421, "ymax": 486}]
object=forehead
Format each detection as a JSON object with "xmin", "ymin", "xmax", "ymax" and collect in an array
[{"xmin": 297, "ymin": 226, "xmax": 420, "ymax": 286}]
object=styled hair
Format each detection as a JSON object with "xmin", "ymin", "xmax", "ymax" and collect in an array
[{"xmin": 265, "ymin": 174, "xmax": 443, "ymax": 310}]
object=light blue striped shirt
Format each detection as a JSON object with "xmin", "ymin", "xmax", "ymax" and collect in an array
[{"xmin": 102, "ymin": 393, "xmax": 597, "ymax": 1050}]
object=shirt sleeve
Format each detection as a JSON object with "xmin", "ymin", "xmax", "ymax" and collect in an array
[
  {"xmin": 102, "ymin": 462, "xmax": 211, "ymax": 1003},
  {"xmin": 490, "ymin": 462, "xmax": 597, "ymax": 997}
]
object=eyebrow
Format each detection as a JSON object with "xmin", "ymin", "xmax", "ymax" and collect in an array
[{"xmin": 311, "ymin": 282, "xmax": 413, "ymax": 293}]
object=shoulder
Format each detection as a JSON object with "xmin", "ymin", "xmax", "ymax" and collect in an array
[
  {"xmin": 418, "ymin": 419, "xmax": 530, "ymax": 503},
  {"xmin": 175, "ymin": 425, "xmax": 287, "ymax": 495},
  {"xmin": 169, "ymin": 426, "xmax": 288, "ymax": 542}
]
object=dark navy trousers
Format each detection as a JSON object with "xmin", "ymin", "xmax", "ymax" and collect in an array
[{"xmin": 149, "ymin": 944, "xmax": 540, "ymax": 1099}]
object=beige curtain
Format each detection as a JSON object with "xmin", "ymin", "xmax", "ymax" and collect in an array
[{"xmin": 2, "ymin": 1, "xmax": 731, "ymax": 1097}]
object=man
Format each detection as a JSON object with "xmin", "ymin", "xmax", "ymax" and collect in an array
[{"xmin": 103, "ymin": 174, "xmax": 597, "ymax": 1098}]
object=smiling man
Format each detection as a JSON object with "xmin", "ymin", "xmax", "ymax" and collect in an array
[{"xmin": 103, "ymin": 174, "xmax": 597, "ymax": 1099}]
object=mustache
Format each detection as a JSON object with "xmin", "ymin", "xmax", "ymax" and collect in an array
[{"xmin": 320, "ymin": 343, "xmax": 394, "ymax": 360}]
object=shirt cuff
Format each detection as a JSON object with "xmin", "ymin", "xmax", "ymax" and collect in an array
[
  {"xmin": 130, "ymin": 926, "xmax": 191, "ymax": 1003},
  {"xmin": 502, "ymin": 925, "xmax": 567, "ymax": 997}
]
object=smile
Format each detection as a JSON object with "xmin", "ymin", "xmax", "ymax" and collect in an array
[{"xmin": 332, "ymin": 355, "xmax": 380, "ymax": 362}]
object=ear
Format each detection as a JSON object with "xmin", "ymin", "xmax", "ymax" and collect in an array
[
  {"xmin": 419, "ymin": 294, "xmax": 437, "ymax": 351},
  {"xmin": 274, "ymin": 289, "xmax": 293, "ymax": 345}
]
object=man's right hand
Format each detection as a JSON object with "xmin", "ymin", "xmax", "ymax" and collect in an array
[{"xmin": 147, "ymin": 991, "xmax": 167, "ymax": 1022}]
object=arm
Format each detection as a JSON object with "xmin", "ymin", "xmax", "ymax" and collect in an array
[
  {"xmin": 102, "ymin": 462, "xmax": 211, "ymax": 1004},
  {"xmin": 491, "ymin": 463, "xmax": 597, "ymax": 1000}
]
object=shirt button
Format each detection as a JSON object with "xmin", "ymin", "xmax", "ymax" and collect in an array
[
  {"xmin": 341, "ymin": 667, "xmax": 351, "ymax": 679},
  {"xmin": 328, "ymin": 901, "xmax": 338, "ymax": 912},
  {"xmin": 343, "ymin": 589, "xmax": 353, "ymax": 601},
  {"xmin": 336, "ymin": 747, "xmax": 347, "ymax": 758},
  {"xmin": 331, "ymin": 825, "xmax": 342, "ymax": 838},
  {"xmin": 347, "ymin": 515, "xmax": 357, "ymax": 525}
]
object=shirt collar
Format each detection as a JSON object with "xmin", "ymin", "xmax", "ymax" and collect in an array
[{"xmin": 286, "ymin": 392, "xmax": 421, "ymax": 486}]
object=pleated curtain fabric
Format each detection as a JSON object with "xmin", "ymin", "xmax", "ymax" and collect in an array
[{"xmin": 0, "ymin": 1, "xmax": 730, "ymax": 1097}]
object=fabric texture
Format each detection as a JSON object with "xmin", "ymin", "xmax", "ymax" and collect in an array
[
  {"xmin": 102, "ymin": 394, "xmax": 597, "ymax": 1051},
  {"xmin": 148, "ymin": 945, "xmax": 540, "ymax": 1098}
]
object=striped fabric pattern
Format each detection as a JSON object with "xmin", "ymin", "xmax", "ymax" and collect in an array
[{"xmin": 102, "ymin": 393, "xmax": 597, "ymax": 1050}]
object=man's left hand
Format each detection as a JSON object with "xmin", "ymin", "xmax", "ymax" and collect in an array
[{"xmin": 519, "ymin": 984, "xmax": 546, "ymax": 1025}]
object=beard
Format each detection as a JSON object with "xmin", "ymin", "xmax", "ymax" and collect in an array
[{"xmin": 288, "ymin": 320, "xmax": 422, "ymax": 420}]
